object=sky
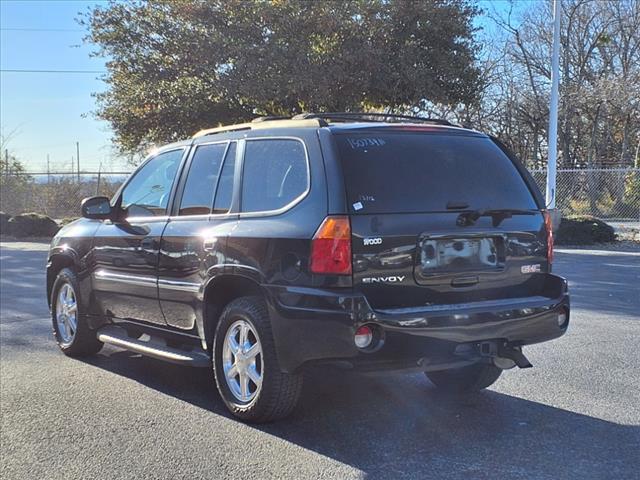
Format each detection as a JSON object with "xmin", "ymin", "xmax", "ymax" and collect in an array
[
  {"xmin": 0, "ymin": 0, "xmax": 124, "ymax": 172},
  {"xmin": 1, "ymin": 0, "xmax": 532, "ymax": 173}
]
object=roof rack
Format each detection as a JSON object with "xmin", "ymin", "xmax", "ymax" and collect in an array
[
  {"xmin": 251, "ymin": 115, "xmax": 290, "ymax": 122},
  {"xmin": 192, "ymin": 112, "xmax": 457, "ymax": 138},
  {"xmin": 292, "ymin": 112, "xmax": 455, "ymax": 126},
  {"xmin": 192, "ymin": 118, "xmax": 324, "ymax": 138},
  {"xmin": 192, "ymin": 123, "xmax": 253, "ymax": 138}
]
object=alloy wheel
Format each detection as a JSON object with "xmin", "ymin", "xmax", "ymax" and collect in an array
[
  {"xmin": 222, "ymin": 319, "xmax": 264, "ymax": 403},
  {"xmin": 55, "ymin": 283, "xmax": 78, "ymax": 346}
]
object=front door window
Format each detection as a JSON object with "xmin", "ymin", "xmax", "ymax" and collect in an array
[{"xmin": 120, "ymin": 149, "xmax": 184, "ymax": 217}]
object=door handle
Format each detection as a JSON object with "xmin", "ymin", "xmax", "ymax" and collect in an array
[
  {"xmin": 451, "ymin": 276, "xmax": 479, "ymax": 287},
  {"xmin": 203, "ymin": 238, "xmax": 217, "ymax": 252},
  {"xmin": 141, "ymin": 238, "xmax": 156, "ymax": 250}
]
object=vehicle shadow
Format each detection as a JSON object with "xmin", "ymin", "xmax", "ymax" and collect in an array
[{"xmin": 83, "ymin": 349, "xmax": 639, "ymax": 479}]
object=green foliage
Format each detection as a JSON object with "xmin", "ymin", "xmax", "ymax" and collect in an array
[
  {"xmin": 624, "ymin": 170, "xmax": 640, "ymax": 206},
  {"xmin": 0, "ymin": 154, "xmax": 33, "ymax": 216},
  {"xmin": 83, "ymin": 0, "xmax": 481, "ymax": 155},
  {"xmin": 555, "ymin": 215, "xmax": 616, "ymax": 245},
  {"xmin": 0, "ymin": 153, "xmax": 30, "ymax": 190},
  {"xmin": 7, "ymin": 213, "xmax": 60, "ymax": 238}
]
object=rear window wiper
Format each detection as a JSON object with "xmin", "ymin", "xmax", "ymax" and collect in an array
[{"xmin": 456, "ymin": 209, "xmax": 536, "ymax": 227}]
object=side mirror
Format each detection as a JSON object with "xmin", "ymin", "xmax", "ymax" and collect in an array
[{"xmin": 81, "ymin": 196, "xmax": 112, "ymax": 220}]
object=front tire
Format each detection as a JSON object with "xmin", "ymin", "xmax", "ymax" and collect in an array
[
  {"xmin": 213, "ymin": 296, "xmax": 302, "ymax": 423},
  {"xmin": 426, "ymin": 362, "xmax": 502, "ymax": 393},
  {"xmin": 51, "ymin": 268, "xmax": 103, "ymax": 357}
]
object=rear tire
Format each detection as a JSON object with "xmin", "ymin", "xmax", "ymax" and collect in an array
[
  {"xmin": 51, "ymin": 268, "xmax": 103, "ymax": 357},
  {"xmin": 426, "ymin": 363, "xmax": 502, "ymax": 393},
  {"xmin": 213, "ymin": 296, "xmax": 302, "ymax": 423}
]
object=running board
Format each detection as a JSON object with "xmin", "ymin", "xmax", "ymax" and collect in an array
[{"xmin": 96, "ymin": 325, "xmax": 210, "ymax": 367}]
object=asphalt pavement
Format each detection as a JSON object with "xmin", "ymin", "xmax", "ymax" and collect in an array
[{"xmin": 1, "ymin": 242, "xmax": 638, "ymax": 480}]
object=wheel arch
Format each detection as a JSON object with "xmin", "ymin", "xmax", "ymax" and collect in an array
[
  {"xmin": 202, "ymin": 274, "xmax": 265, "ymax": 351},
  {"xmin": 46, "ymin": 253, "xmax": 77, "ymax": 307}
]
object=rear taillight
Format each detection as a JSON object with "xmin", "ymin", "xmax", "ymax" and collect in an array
[
  {"xmin": 543, "ymin": 210, "xmax": 554, "ymax": 265},
  {"xmin": 310, "ymin": 216, "xmax": 352, "ymax": 275}
]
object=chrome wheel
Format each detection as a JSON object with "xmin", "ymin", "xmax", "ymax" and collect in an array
[
  {"xmin": 222, "ymin": 319, "xmax": 263, "ymax": 403},
  {"xmin": 55, "ymin": 283, "xmax": 78, "ymax": 346}
]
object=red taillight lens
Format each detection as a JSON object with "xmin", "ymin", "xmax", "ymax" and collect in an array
[
  {"xmin": 310, "ymin": 216, "xmax": 352, "ymax": 275},
  {"xmin": 543, "ymin": 210, "xmax": 554, "ymax": 265}
]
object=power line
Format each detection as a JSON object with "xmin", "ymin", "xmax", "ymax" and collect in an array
[
  {"xmin": 0, "ymin": 27, "xmax": 84, "ymax": 32},
  {"xmin": 1, "ymin": 69, "xmax": 106, "ymax": 74}
]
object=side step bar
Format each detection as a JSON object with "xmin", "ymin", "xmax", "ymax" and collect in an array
[{"xmin": 96, "ymin": 325, "xmax": 210, "ymax": 367}]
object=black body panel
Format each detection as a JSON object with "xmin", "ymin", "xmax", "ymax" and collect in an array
[
  {"xmin": 157, "ymin": 215, "xmax": 237, "ymax": 331},
  {"xmin": 265, "ymin": 273, "xmax": 568, "ymax": 371},
  {"xmin": 350, "ymin": 212, "xmax": 549, "ymax": 310},
  {"xmin": 91, "ymin": 218, "xmax": 167, "ymax": 324}
]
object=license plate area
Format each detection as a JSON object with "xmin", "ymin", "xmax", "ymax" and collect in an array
[{"xmin": 418, "ymin": 236, "xmax": 505, "ymax": 276}]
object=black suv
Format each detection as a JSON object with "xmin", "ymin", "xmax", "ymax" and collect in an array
[{"xmin": 47, "ymin": 113, "xmax": 569, "ymax": 422}]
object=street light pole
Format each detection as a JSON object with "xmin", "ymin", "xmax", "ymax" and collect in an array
[{"xmin": 546, "ymin": 0, "xmax": 561, "ymax": 210}]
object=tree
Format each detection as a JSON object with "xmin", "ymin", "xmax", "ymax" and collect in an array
[
  {"xmin": 83, "ymin": 0, "xmax": 481, "ymax": 156},
  {"xmin": 475, "ymin": 0, "xmax": 640, "ymax": 171},
  {"xmin": 0, "ymin": 150, "xmax": 33, "ymax": 216}
]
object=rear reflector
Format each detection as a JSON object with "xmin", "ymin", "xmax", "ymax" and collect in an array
[
  {"xmin": 310, "ymin": 216, "xmax": 352, "ymax": 275},
  {"xmin": 354, "ymin": 325, "xmax": 373, "ymax": 349},
  {"xmin": 543, "ymin": 210, "xmax": 554, "ymax": 265}
]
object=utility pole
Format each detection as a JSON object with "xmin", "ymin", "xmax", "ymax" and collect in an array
[
  {"xmin": 4, "ymin": 149, "xmax": 8, "ymax": 177},
  {"xmin": 47, "ymin": 154, "xmax": 51, "ymax": 184},
  {"xmin": 76, "ymin": 141, "xmax": 80, "ymax": 182},
  {"xmin": 545, "ymin": 0, "xmax": 561, "ymax": 211},
  {"xmin": 96, "ymin": 162, "xmax": 102, "ymax": 196}
]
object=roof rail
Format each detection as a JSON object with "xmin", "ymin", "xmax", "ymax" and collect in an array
[
  {"xmin": 251, "ymin": 115, "xmax": 290, "ymax": 123},
  {"xmin": 192, "ymin": 123, "xmax": 253, "ymax": 138},
  {"xmin": 292, "ymin": 112, "xmax": 456, "ymax": 126},
  {"xmin": 192, "ymin": 112, "xmax": 456, "ymax": 139},
  {"xmin": 192, "ymin": 118, "xmax": 324, "ymax": 139}
]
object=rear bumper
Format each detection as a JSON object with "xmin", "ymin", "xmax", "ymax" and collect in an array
[{"xmin": 266, "ymin": 274, "xmax": 569, "ymax": 372}]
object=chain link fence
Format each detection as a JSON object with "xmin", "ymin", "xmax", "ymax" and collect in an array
[
  {"xmin": 530, "ymin": 168, "xmax": 639, "ymax": 221},
  {"xmin": 1, "ymin": 168, "xmax": 639, "ymax": 221},
  {"xmin": 0, "ymin": 172, "xmax": 130, "ymax": 220}
]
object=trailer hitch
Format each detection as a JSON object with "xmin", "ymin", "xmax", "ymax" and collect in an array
[
  {"xmin": 496, "ymin": 344, "xmax": 533, "ymax": 369},
  {"xmin": 476, "ymin": 341, "xmax": 533, "ymax": 369}
]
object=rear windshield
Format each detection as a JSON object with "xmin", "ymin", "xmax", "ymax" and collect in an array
[{"xmin": 335, "ymin": 132, "xmax": 538, "ymax": 214}]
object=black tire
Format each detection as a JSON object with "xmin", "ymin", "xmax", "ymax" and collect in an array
[
  {"xmin": 51, "ymin": 268, "xmax": 103, "ymax": 357},
  {"xmin": 213, "ymin": 296, "xmax": 302, "ymax": 423},
  {"xmin": 426, "ymin": 362, "xmax": 502, "ymax": 393}
]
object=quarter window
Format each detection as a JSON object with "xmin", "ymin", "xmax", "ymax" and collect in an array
[
  {"xmin": 178, "ymin": 143, "xmax": 227, "ymax": 216},
  {"xmin": 241, "ymin": 139, "xmax": 308, "ymax": 213},
  {"xmin": 120, "ymin": 149, "xmax": 183, "ymax": 217},
  {"xmin": 212, "ymin": 142, "xmax": 237, "ymax": 214}
]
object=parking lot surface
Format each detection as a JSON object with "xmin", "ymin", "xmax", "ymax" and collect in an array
[{"xmin": 1, "ymin": 242, "xmax": 639, "ymax": 479}]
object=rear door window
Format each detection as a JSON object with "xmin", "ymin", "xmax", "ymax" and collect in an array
[
  {"xmin": 335, "ymin": 132, "xmax": 537, "ymax": 214},
  {"xmin": 178, "ymin": 143, "xmax": 227, "ymax": 216},
  {"xmin": 241, "ymin": 139, "xmax": 308, "ymax": 213}
]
